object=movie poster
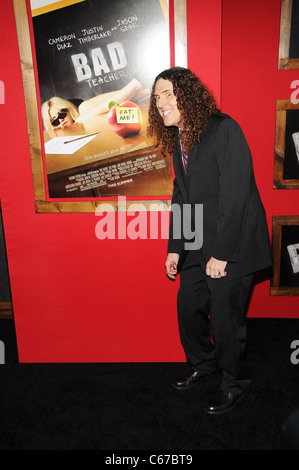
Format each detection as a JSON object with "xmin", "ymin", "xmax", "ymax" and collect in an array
[{"xmin": 30, "ymin": 0, "xmax": 172, "ymax": 199}]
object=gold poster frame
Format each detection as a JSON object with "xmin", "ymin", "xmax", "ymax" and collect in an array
[
  {"xmin": 278, "ymin": 0, "xmax": 299, "ymax": 70},
  {"xmin": 13, "ymin": 0, "xmax": 187, "ymax": 213},
  {"xmin": 273, "ymin": 100, "xmax": 299, "ymax": 189},
  {"xmin": 271, "ymin": 216, "xmax": 299, "ymax": 296}
]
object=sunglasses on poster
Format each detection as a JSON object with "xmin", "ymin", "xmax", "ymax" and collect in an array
[{"xmin": 50, "ymin": 108, "xmax": 68, "ymax": 126}]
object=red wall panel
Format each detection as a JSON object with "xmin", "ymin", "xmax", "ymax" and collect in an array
[
  {"xmin": 221, "ymin": 0, "xmax": 299, "ymax": 317},
  {"xmin": 0, "ymin": 0, "xmax": 297, "ymax": 363}
]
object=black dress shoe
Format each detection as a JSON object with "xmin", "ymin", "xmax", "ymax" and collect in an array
[
  {"xmin": 172, "ymin": 368, "xmax": 218, "ymax": 390},
  {"xmin": 203, "ymin": 389, "xmax": 243, "ymax": 414}
]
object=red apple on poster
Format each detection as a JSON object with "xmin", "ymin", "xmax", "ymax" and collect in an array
[{"xmin": 107, "ymin": 100, "xmax": 143, "ymax": 137}]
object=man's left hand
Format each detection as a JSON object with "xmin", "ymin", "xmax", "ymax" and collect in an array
[{"xmin": 206, "ymin": 257, "xmax": 227, "ymax": 278}]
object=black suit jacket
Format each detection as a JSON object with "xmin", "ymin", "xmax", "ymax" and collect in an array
[{"xmin": 168, "ymin": 112, "xmax": 272, "ymax": 280}]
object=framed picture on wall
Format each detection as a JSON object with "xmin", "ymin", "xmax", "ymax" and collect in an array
[
  {"xmin": 278, "ymin": 0, "xmax": 299, "ymax": 70},
  {"xmin": 271, "ymin": 216, "xmax": 299, "ymax": 295},
  {"xmin": 13, "ymin": 0, "xmax": 187, "ymax": 213},
  {"xmin": 273, "ymin": 100, "xmax": 299, "ymax": 189}
]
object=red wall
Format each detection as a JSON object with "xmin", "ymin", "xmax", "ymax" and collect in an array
[
  {"xmin": 220, "ymin": 0, "xmax": 298, "ymax": 319},
  {"xmin": 0, "ymin": 0, "xmax": 298, "ymax": 363}
]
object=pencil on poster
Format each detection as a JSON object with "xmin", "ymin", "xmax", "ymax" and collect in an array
[{"xmin": 64, "ymin": 132, "xmax": 99, "ymax": 144}]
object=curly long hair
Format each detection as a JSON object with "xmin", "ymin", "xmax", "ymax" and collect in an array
[{"xmin": 147, "ymin": 67, "xmax": 219, "ymax": 156}]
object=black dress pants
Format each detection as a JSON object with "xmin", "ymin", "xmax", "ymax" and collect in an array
[{"xmin": 177, "ymin": 249, "xmax": 254, "ymax": 394}]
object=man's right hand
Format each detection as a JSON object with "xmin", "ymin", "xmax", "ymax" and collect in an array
[{"xmin": 165, "ymin": 253, "xmax": 180, "ymax": 280}]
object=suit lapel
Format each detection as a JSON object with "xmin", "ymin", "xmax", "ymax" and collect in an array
[
  {"xmin": 173, "ymin": 132, "xmax": 188, "ymax": 203},
  {"xmin": 186, "ymin": 146, "xmax": 196, "ymax": 187},
  {"xmin": 173, "ymin": 130, "xmax": 203, "ymax": 203}
]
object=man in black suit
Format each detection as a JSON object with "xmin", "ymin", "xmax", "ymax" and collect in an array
[{"xmin": 148, "ymin": 67, "xmax": 272, "ymax": 414}]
